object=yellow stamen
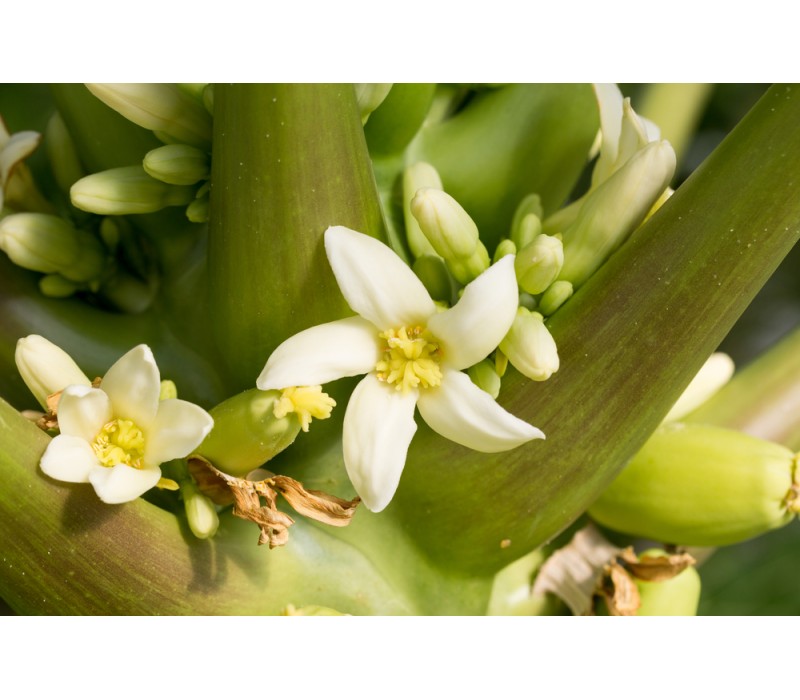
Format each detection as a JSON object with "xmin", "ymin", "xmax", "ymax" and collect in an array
[
  {"xmin": 92, "ymin": 418, "xmax": 146, "ymax": 469},
  {"xmin": 375, "ymin": 326, "xmax": 443, "ymax": 393},
  {"xmin": 273, "ymin": 385, "xmax": 337, "ymax": 432}
]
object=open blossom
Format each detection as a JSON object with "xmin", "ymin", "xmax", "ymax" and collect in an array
[
  {"xmin": 257, "ymin": 226, "xmax": 543, "ymax": 512},
  {"xmin": 40, "ymin": 344, "xmax": 214, "ymax": 504}
]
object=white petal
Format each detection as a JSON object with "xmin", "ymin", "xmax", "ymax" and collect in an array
[
  {"xmin": 663, "ymin": 353, "xmax": 735, "ymax": 423},
  {"xmin": 40, "ymin": 434, "xmax": 100, "ymax": 483},
  {"xmin": 591, "ymin": 83, "xmax": 624, "ymax": 187},
  {"xmin": 100, "ymin": 345, "xmax": 160, "ymax": 429},
  {"xmin": 324, "ymin": 226, "xmax": 436, "ymax": 329},
  {"xmin": 343, "ymin": 374, "xmax": 418, "ymax": 513},
  {"xmin": 428, "ymin": 255, "xmax": 519, "ymax": 371},
  {"xmin": 257, "ymin": 316, "xmax": 380, "ymax": 390},
  {"xmin": 417, "ymin": 367, "xmax": 544, "ymax": 452},
  {"xmin": 57, "ymin": 385, "xmax": 113, "ymax": 442},
  {"xmin": 145, "ymin": 398, "xmax": 214, "ymax": 465},
  {"xmin": 89, "ymin": 464, "xmax": 162, "ymax": 504}
]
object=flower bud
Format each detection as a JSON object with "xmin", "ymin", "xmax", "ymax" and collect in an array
[
  {"xmin": 403, "ymin": 162, "xmax": 442, "ymax": 258},
  {"xmin": 493, "ymin": 238, "xmax": 516, "ymax": 263},
  {"xmin": 60, "ymin": 229, "xmax": 106, "ymax": 283},
  {"xmin": 663, "ymin": 352, "xmax": 735, "ymax": 423},
  {"xmin": 559, "ymin": 140, "xmax": 676, "ymax": 288},
  {"xmin": 499, "ymin": 308, "xmax": 559, "ymax": 382},
  {"xmin": 71, "ymin": 166, "xmax": 195, "ymax": 215},
  {"xmin": 412, "ymin": 254, "xmax": 453, "ymax": 303},
  {"xmin": 515, "ymin": 233, "xmax": 564, "ymax": 295},
  {"xmin": 634, "ymin": 549, "xmax": 701, "ymax": 616},
  {"xmin": 467, "ymin": 359, "xmax": 502, "ymax": 399},
  {"xmin": 410, "ymin": 187, "xmax": 480, "ymax": 260},
  {"xmin": 511, "ymin": 211, "xmax": 542, "ymax": 251},
  {"xmin": 159, "ymin": 380, "xmax": 178, "ymax": 401},
  {"xmin": 538, "ymin": 280, "xmax": 573, "ymax": 317},
  {"xmin": 0, "ymin": 213, "xmax": 80, "ymax": 273},
  {"xmin": 355, "ymin": 83, "xmax": 393, "ymax": 123},
  {"xmin": 85, "ymin": 83, "xmax": 212, "ymax": 148},
  {"xmin": 198, "ymin": 388, "xmax": 304, "ymax": 477},
  {"xmin": 186, "ymin": 193, "xmax": 209, "ymax": 223},
  {"xmin": 44, "ymin": 112, "xmax": 85, "ymax": 193},
  {"xmin": 181, "ymin": 479, "xmax": 219, "ymax": 539},
  {"xmin": 143, "ymin": 144, "xmax": 210, "ymax": 186},
  {"xmin": 15, "ymin": 335, "xmax": 91, "ymax": 409},
  {"xmin": 589, "ymin": 423, "xmax": 799, "ymax": 546},
  {"xmin": 511, "ymin": 194, "xmax": 543, "ymax": 245},
  {"xmin": 39, "ymin": 274, "xmax": 78, "ymax": 298}
]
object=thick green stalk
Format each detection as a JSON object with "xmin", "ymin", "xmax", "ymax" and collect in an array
[
  {"xmin": 393, "ymin": 84, "xmax": 800, "ymax": 573},
  {"xmin": 208, "ymin": 84, "xmax": 385, "ymax": 391}
]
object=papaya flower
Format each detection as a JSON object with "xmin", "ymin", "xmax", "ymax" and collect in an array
[
  {"xmin": 39, "ymin": 344, "xmax": 214, "ymax": 504},
  {"xmin": 257, "ymin": 226, "xmax": 544, "ymax": 512}
]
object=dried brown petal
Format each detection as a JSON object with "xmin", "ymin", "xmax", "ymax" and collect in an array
[
  {"xmin": 187, "ymin": 456, "xmax": 235, "ymax": 505},
  {"xmin": 271, "ymin": 475, "xmax": 360, "ymax": 527},
  {"xmin": 603, "ymin": 562, "xmax": 641, "ymax": 616},
  {"xmin": 620, "ymin": 549, "xmax": 697, "ymax": 583}
]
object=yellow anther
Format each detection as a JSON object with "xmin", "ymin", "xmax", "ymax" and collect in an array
[
  {"xmin": 92, "ymin": 418, "xmax": 146, "ymax": 469},
  {"xmin": 375, "ymin": 326, "xmax": 443, "ymax": 393},
  {"xmin": 273, "ymin": 385, "xmax": 337, "ymax": 432}
]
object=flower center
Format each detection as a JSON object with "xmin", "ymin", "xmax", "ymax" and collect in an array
[
  {"xmin": 92, "ymin": 418, "xmax": 146, "ymax": 469},
  {"xmin": 375, "ymin": 326, "xmax": 443, "ymax": 392},
  {"xmin": 273, "ymin": 385, "xmax": 337, "ymax": 432}
]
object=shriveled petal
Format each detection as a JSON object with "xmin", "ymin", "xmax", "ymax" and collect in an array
[
  {"xmin": 428, "ymin": 255, "xmax": 519, "ymax": 371},
  {"xmin": 324, "ymin": 226, "xmax": 436, "ymax": 329},
  {"xmin": 145, "ymin": 398, "xmax": 214, "ymax": 465},
  {"xmin": 89, "ymin": 464, "xmax": 162, "ymax": 504},
  {"xmin": 417, "ymin": 367, "xmax": 544, "ymax": 452},
  {"xmin": 57, "ymin": 385, "xmax": 113, "ymax": 442},
  {"xmin": 257, "ymin": 316, "xmax": 380, "ymax": 390},
  {"xmin": 40, "ymin": 434, "xmax": 100, "ymax": 483},
  {"xmin": 100, "ymin": 345, "xmax": 160, "ymax": 429},
  {"xmin": 343, "ymin": 374, "xmax": 418, "ymax": 513}
]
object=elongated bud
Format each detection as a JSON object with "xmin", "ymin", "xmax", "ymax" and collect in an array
[
  {"xmin": 515, "ymin": 233, "xmax": 564, "ymax": 295},
  {"xmin": 45, "ymin": 112, "xmax": 85, "ymax": 193},
  {"xmin": 539, "ymin": 280, "xmax": 573, "ymax": 316},
  {"xmin": 589, "ymin": 423, "xmax": 799, "ymax": 546},
  {"xmin": 559, "ymin": 140, "xmax": 676, "ymax": 288},
  {"xmin": 0, "ymin": 213, "xmax": 80, "ymax": 273},
  {"xmin": 15, "ymin": 335, "xmax": 91, "ymax": 409},
  {"xmin": 39, "ymin": 274, "xmax": 78, "ymax": 298},
  {"xmin": 411, "ymin": 188, "xmax": 490, "ymax": 284},
  {"xmin": 493, "ymin": 238, "xmax": 516, "ymax": 263},
  {"xmin": 512, "ymin": 211, "xmax": 542, "ymax": 250},
  {"xmin": 499, "ymin": 308, "xmax": 559, "ymax": 382},
  {"xmin": 186, "ymin": 192, "xmax": 209, "ymax": 223},
  {"xmin": 634, "ymin": 549, "xmax": 701, "ymax": 616},
  {"xmin": 663, "ymin": 352, "xmax": 735, "ymax": 423},
  {"xmin": 181, "ymin": 479, "xmax": 219, "ymax": 539},
  {"xmin": 511, "ymin": 194, "xmax": 543, "ymax": 244},
  {"xmin": 412, "ymin": 254, "xmax": 453, "ymax": 303},
  {"xmin": 403, "ymin": 163, "xmax": 442, "ymax": 258},
  {"xmin": 355, "ymin": 83, "xmax": 393, "ymax": 123},
  {"xmin": 143, "ymin": 144, "xmax": 209, "ymax": 186},
  {"xmin": 85, "ymin": 83, "xmax": 212, "ymax": 148},
  {"xmin": 71, "ymin": 166, "xmax": 195, "ymax": 215},
  {"xmin": 467, "ymin": 359, "xmax": 502, "ymax": 399}
]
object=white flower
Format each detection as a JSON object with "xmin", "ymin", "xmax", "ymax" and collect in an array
[
  {"xmin": 40, "ymin": 345, "xmax": 214, "ymax": 504},
  {"xmin": 257, "ymin": 226, "xmax": 544, "ymax": 513}
]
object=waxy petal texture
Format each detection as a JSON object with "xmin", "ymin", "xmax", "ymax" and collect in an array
[
  {"xmin": 40, "ymin": 434, "xmax": 100, "ymax": 483},
  {"xmin": 343, "ymin": 374, "xmax": 418, "ymax": 513},
  {"xmin": 89, "ymin": 464, "xmax": 162, "ymax": 504},
  {"xmin": 57, "ymin": 386, "xmax": 112, "ymax": 442},
  {"xmin": 100, "ymin": 345, "xmax": 160, "ymax": 429},
  {"xmin": 417, "ymin": 368, "xmax": 544, "ymax": 452},
  {"xmin": 145, "ymin": 398, "xmax": 215, "ymax": 466},
  {"xmin": 324, "ymin": 226, "xmax": 437, "ymax": 329}
]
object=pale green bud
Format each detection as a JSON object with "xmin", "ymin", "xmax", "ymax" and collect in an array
[
  {"xmin": 499, "ymin": 308, "xmax": 560, "ymax": 382},
  {"xmin": 467, "ymin": 359, "xmax": 502, "ymax": 399},
  {"xmin": 412, "ymin": 254, "xmax": 453, "ymax": 303},
  {"xmin": 186, "ymin": 194, "xmax": 209, "ymax": 223},
  {"xmin": 143, "ymin": 144, "xmax": 209, "ymax": 186},
  {"xmin": 355, "ymin": 83, "xmax": 393, "ymax": 123},
  {"xmin": 445, "ymin": 245, "xmax": 491, "ymax": 285},
  {"xmin": 559, "ymin": 140, "xmax": 676, "ymax": 288},
  {"xmin": 493, "ymin": 239, "xmax": 516, "ymax": 263},
  {"xmin": 634, "ymin": 549, "xmax": 701, "ymax": 616},
  {"xmin": 15, "ymin": 334, "xmax": 91, "ymax": 409},
  {"xmin": 411, "ymin": 187, "xmax": 480, "ymax": 260},
  {"xmin": 45, "ymin": 112, "xmax": 85, "ymax": 193},
  {"xmin": 85, "ymin": 83, "xmax": 212, "ymax": 148},
  {"xmin": 99, "ymin": 217, "xmax": 124, "ymax": 251},
  {"xmin": 71, "ymin": 166, "xmax": 195, "ymax": 215},
  {"xmin": 181, "ymin": 480, "xmax": 219, "ymax": 539},
  {"xmin": 403, "ymin": 162, "xmax": 442, "ymax": 258},
  {"xmin": 39, "ymin": 274, "xmax": 78, "ymax": 298},
  {"xmin": 511, "ymin": 194, "xmax": 543, "ymax": 244},
  {"xmin": 538, "ymin": 280, "xmax": 573, "ymax": 316},
  {"xmin": 159, "ymin": 379, "xmax": 178, "ymax": 401},
  {"xmin": 513, "ymin": 213, "xmax": 543, "ymax": 251},
  {"xmin": 515, "ymin": 234, "xmax": 564, "ymax": 295},
  {"xmin": 0, "ymin": 213, "xmax": 79, "ymax": 273},
  {"xmin": 199, "ymin": 388, "xmax": 303, "ymax": 477}
]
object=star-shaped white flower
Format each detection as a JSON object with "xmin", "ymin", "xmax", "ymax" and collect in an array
[
  {"xmin": 40, "ymin": 345, "xmax": 214, "ymax": 504},
  {"xmin": 257, "ymin": 226, "xmax": 544, "ymax": 512}
]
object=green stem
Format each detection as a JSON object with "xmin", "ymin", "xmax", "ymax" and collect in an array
[
  {"xmin": 208, "ymin": 84, "xmax": 385, "ymax": 392},
  {"xmin": 393, "ymin": 84, "xmax": 800, "ymax": 574}
]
